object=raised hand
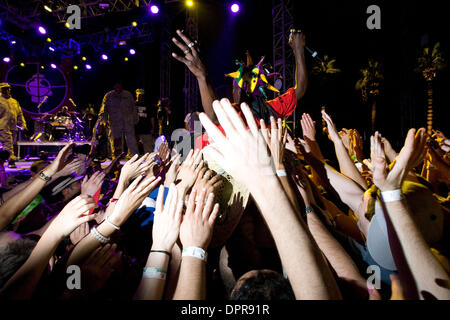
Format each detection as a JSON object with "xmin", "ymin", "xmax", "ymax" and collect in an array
[
  {"xmin": 180, "ymin": 188, "xmax": 219, "ymax": 250},
  {"xmin": 81, "ymin": 171, "xmax": 106, "ymax": 197},
  {"xmin": 152, "ymin": 184, "xmax": 183, "ymax": 252},
  {"xmin": 172, "ymin": 30, "xmax": 207, "ymax": 79},
  {"xmin": 70, "ymin": 221, "xmax": 90, "ymax": 245},
  {"xmin": 47, "ymin": 194, "xmax": 98, "ymax": 238},
  {"xmin": 176, "ymin": 149, "xmax": 203, "ymax": 190},
  {"xmin": 44, "ymin": 143, "xmax": 74, "ymax": 176},
  {"xmin": 80, "ymin": 243, "xmax": 122, "ymax": 294},
  {"xmin": 56, "ymin": 157, "xmax": 85, "ymax": 178},
  {"xmin": 191, "ymin": 167, "xmax": 224, "ymax": 196},
  {"xmin": 260, "ymin": 116, "xmax": 288, "ymax": 170},
  {"xmin": 301, "ymin": 113, "xmax": 317, "ymax": 142},
  {"xmin": 108, "ymin": 175, "xmax": 162, "ymax": 227},
  {"xmin": 119, "ymin": 153, "xmax": 153, "ymax": 185},
  {"xmin": 373, "ymin": 128, "xmax": 427, "ymax": 191},
  {"xmin": 199, "ymin": 99, "xmax": 274, "ymax": 186},
  {"xmin": 288, "ymin": 30, "xmax": 306, "ymax": 55},
  {"xmin": 321, "ymin": 110, "xmax": 341, "ymax": 144},
  {"xmin": 164, "ymin": 153, "xmax": 182, "ymax": 186}
]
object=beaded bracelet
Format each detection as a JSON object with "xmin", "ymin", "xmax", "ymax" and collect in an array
[{"xmin": 90, "ymin": 226, "xmax": 110, "ymax": 244}]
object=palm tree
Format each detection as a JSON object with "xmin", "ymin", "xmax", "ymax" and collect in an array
[
  {"xmin": 415, "ymin": 42, "xmax": 446, "ymax": 134},
  {"xmin": 311, "ymin": 55, "xmax": 341, "ymax": 135},
  {"xmin": 355, "ymin": 59, "xmax": 384, "ymax": 133}
]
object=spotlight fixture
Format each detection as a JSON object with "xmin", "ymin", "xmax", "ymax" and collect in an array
[
  {"xmin": 49, "ymin": 46, "xmax": 55, "ymax": 52},
  {"xmin": 82, "ymin": 56, "xmax": 87, "ymax": 61},
  {"xmin": 65, "ymin": 22, "xmax": 70, "ymax": 28},
  {"xmin": 118, "ymin": 41, "xmax": 127, "ymax": 46},
  {"xmin": 73, "ymin": 65, "xmax": 78, "ymax": 70},
  {"xmin": 132, "ymin": 21, "xmax": 138, "ymax": 27},
  {"xmin": 150, "ymin": 5, "xmax": 159, "ymax": 14},
  {"xmin": 230, "ymin": 3, "xmax": 240, "ymax": 13},
  {"xmin": 10, "ymin": 40, "xmax": 16, "ymax": 45},
  {"xmin": 41, "ymin": 65, "xmax": 45, "ymax": 69},
  {"xmin": 44, "ymin": 5, "xmax": 52, "ymax": 12},
  {"xmin": 186, "ymin": 0, "xmax": 194, "ymax": 7},
  {"xmin": 129, "ymin": 49, "xmax": 136, "ymax": 55},
  {"xmin": 85, "ymin": 64, "xmax": 92, "ymax": 70},
  {"xmin": 46, "ymin": 37, "xmax": 52, "ymax": 42},
  {"xmin": 20, "ymin": 62, "xmax": 25, "ymax": 67},
  {"xmin": 124, "ymin": 57, "xmax": 129, "ymax": 62},
  {"xmin": 2, "ymin": 57, "xmax": 11, "ymax": 63},
  {"xmin": 101, "ymin": 54, "xmax": 108, "ymax": 60},
  {"xmin": 50, "ymin": 63, "xmax": 57, "ymax": 69},
  {"xmin": 38, "ymin": 26, "xmax": 47, "ymax": 35}
]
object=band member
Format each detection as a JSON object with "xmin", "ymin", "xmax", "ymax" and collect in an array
[
  {"xmin": 0, "ymin": 83, "xmax": 27, "ymax": 161},
  {"xmin": 98, "ymin": 81, "xmax": 139, "ymax": 158},
  {"xmin": 135, "ymin": 89, "xmax": 156, "ymax": 154}
]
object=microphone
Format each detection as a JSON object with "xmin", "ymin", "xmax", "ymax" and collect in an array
[
  {"xmin": 69, "ymin": 98, "xmax": 77, "ymax": 107},
  {"xmin": 37, "ymin": 96, "xmax": 48, "ymax": 109}
]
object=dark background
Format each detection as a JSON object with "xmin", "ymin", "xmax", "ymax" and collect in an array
[{"xmin": 1, "ymin": 0, "xmax": 449, "ymax": 153}]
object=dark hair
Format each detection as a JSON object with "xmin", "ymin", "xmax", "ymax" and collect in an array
[
  {"xmin": 229, "ymin": 270, "xmax": 295, "ymax": 300},
  {"xmin": 30, "ymin": 160, "xmax": 49, "ymax": 174},
  {"xmin": 0, "ymin": 232, "xmax": 38, "ymax": 288}
]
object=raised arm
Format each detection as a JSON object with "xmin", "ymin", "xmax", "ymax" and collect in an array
[
  {"xmin": 173, "ymin": 188, "xmax": 219, "ymax": 300},
  {"xmin": 0, "ymin": 195, "xmax": 97, "ymax": 299},
  {"xmin": 199, "ymin": 98, "xmax": 341, "ymax": 299},
  {"xmin": 67, "ymin": 174, "xmax": 161, "ymax": 266},
  {"xmin": 172, "ymin": 30, "xmax": 218, "ymax": 122},
  {"xmin": 372, "ymin": 128, "xmax": 450, "ymax": 300},
  {"xmin": 0, "ymin": 143, "xmax": 73, "ymax": 230},
  {"xmin": 134, "ymin": 184, "xmax": 183, "ymax": 300},
  {"xmin": 289, "ymin": 30, "xmax": 308, "ymax": 100},
  {"xmin": 322, "ymin": 110, "xmax": 368, "ymax": 190}
]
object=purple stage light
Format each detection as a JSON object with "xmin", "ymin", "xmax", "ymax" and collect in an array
[
  {"xmin": 49, "ymin": 46, "xmax": 55, "ymax": 52},
  {"xmin": 85, "ymin": 64, "xmax": 92, "ymax": 70},
  {"xmin": 101, "ymin": 54, "xmax": 108, "ymax": 60},
  {"xmin": 50, "ymin": 63, "xmax": 57, "ymax": 69},
  {"xmin": 38, "ymin": 26, "xmax": 47, "ymax": 35},
  {"xmin": 230, "ymin": 3, "xmax": 240, "ymax": 13},
  {"xmin": 10, "ymin": 40, "xmax": 16, "ymax": 45},
  {"xmin": 129, "ymin": 48, "xmax": 136, "ymax": 55},
  {"xmin": 150, "ymin": 5, "xmax": 159, "ymax": 14},
  {"xmin": 3, "ymin": 57, "xmax": 11, "ymax": 63}
]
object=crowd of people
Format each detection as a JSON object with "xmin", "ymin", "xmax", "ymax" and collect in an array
[{"xmin": 0, "ymin": 28, "xmax": 449, "ymax": 301}]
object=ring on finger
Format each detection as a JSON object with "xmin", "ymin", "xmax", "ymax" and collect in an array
[{"xmin": 188, "ymin": 42, "xmax": 195, "ymax": 48}]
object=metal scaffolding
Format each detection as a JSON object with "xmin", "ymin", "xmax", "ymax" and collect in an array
[
  {"xmin": 0, "ymin": 0, "xmax": 151, "ymax": 29},
  {"xmin": 183, "ymin": 6, "xmax": 199, "ymax": 115},
  {"xmin": 159, "ymin": 12, "xmax": 172, "ymax": 100},
  {"xmin": 272, "ymin": 0, "xmax": 296, "ymax": 131}
]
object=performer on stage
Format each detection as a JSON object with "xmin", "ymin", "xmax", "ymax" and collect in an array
[
  {"xmin": 0, "ymin": 83, "xmax": 27, "ymax": 162},
  {"xmin": 135, "ymin": 89, "xmax": 156, "ymax": 154},
  {"xmin": 172, "ymin": 29, "xmax": 307, "ymax": 148},
  {"xmin": 98, "ymin": 81, "xmax": 139, "ymax": 158}
]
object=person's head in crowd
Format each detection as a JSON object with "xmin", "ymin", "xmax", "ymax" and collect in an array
[
  {"xmin": 46, "ymin": 174, "xmax": 84, "ymax": 204},
  {"xmin": 113, "ymin": 81, "xmax": 123, "ymax": 94},
  {"xmin": 0, "ymin": 231, "xmax": 38, "ymax": 288},
  {"xmin": 229, "ymin": 269, "xmax": 295, "ymax": 300},
  {"xmin": 184, "ymin": 111, "xmax": 200, "ymax": 132}
]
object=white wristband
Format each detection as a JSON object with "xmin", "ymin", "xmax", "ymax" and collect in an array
[
  {"xmin": 182, "ymin": 246, "xmax": 207, "ymax": 262},
  {"xmin": 142, "ymin": 267, "xmax": 167, "ymax": 280},
  {"xmin": 105, "ymin": 216, "xmax": 120, "ymax": 230},
  {"xmin": 90, "ymin": 226, "xmax": 110, "ymax": 244},
  {"xmin": 381, "ymin": 189, "xmax": 403, "ymax": 203},
  {"xmin": 276, "ymin": 169, "xmax": 287, "ymax": 177}
]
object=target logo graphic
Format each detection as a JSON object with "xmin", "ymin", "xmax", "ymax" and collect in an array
[{"xmin": 5, "ymin": 63, "xmax": 68, "ymax": 114}]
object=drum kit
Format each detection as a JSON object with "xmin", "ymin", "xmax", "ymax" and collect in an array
[{"xmin": 29, "ymin": 109, "xmax": 89, "ymax": 142}]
